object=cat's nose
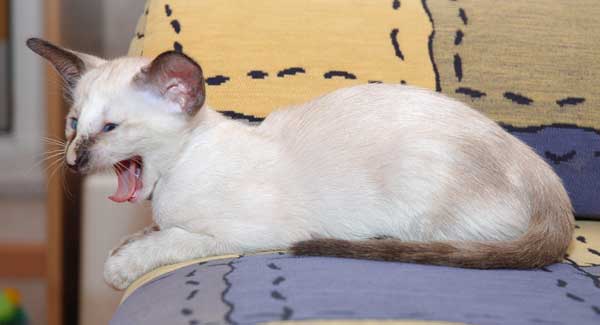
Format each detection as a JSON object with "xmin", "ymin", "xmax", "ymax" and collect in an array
[
  {"xmin": 67, "ymin": 150, "xmax": 90, "ymax": 172},
  {"xmin": 66, "ymin": 161, "xmax": 78, "ymax": 171}
]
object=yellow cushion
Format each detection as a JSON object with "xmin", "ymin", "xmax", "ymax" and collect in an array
[
  {"xmin": 130, "ymin": 0, "xmax": 600, "ymax": 129},
  {"xmin": 129, "ymin": 0, "xmax": 437, "ymax": 118}
]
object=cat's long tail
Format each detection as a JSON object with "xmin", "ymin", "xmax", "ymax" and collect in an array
[{"xmin": 290, "ymin": 188, "xmax": 574, "ymax": 269}]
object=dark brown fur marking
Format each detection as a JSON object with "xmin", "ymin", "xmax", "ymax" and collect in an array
[
  {"xmin": 26, "ymin": 38, "xmax": 85, "ymax": 92},
  {"xmin": 110, "ymin": 224, "xmax": 160, "ymax": 257}
]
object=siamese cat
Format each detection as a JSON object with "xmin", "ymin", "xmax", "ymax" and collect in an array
[{"xmin": 27, "ymin": 38, "xmax": 574, "ymax": 290}]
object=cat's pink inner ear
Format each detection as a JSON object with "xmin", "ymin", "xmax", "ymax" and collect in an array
[{"xmin": 134, "ymin": 51, "xmax": 206, "ymax": 116}]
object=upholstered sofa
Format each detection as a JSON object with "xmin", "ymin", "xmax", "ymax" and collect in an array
[{"xmin": 112, "ymin": 1, "xmax": 600, "ymax": 324}]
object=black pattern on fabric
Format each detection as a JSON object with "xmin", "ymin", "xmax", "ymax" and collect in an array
[
  {"xmin": 173, "ymin": 41, "xmax": 183, "ymax": 53},
  {"xmin": 247, "ymin": 70, "xmax": 269, "ymax": 79},
  {"xmin": 266, "ymin": 258, "xmax": 294, "ymax": 320},
  {"xmin": 422, "ymin": 0, "xmax": 442, "ymax": 92},
  {"xmin": 503, "ymin": 92, "xmax": 534, "ymax": 105},
  {"xmin": 390, "ymin": 29, "xmax": 405, "ymax": 60},
  {"xmin": 171, "ymin": 20, "xmax": 181, "ymax": 33},
  {"xmin": 218, "ymin": 111, "xmax": 265, "ymax": 123},
  {"xmin": 454, "ymin": 30, "xmax": 464, "ymax": 45},
  {"xmin": 273, "ymin": 276, "xmax": 285, "ymax": 285},
  {"xmin": 186, "ymin": 289, "xmax": 198, "ymax": 300},
  {"xmin": 206, "ymin": 75, "xmax": 230, "ymax": 85},
  {"xmin": 222, "ymin": 258, "xmax": 241, "ymax": 325},
  {"xmin": 277, "ymin": 67, "xmax": 306, "ymax": 77},
  {"xmin": 458, "ymin": 8, "xmax": 468, "ymax": 25},
  {"xmin": 271, "ymin": 290, "xmax": 286, "ymax": 301},
  {"xmin": 564, "ymin": 257, "xmax": 600, "ymax": 289},
  {"xmin": 556, "ymin": 97, "xmax": 585, "ymax": 107},
  {"xmin": 566, "ymin": 293, "xmax": 585, "ymax": 302},
  {"xmin": 455, "ymin": 87, "xmax": 486, "ymax": 98},
  {"xmin": 268, "ymin": 262, "xmax": 281, "ymax": 270},
  {"xmin": 453, "ymin": 53, "xmax": 462, "ymax": 81},
  {"xmin": 545, "ymin": 150, "xmax": 577, "ymax": 164},
  {"xmin": 281, "ymin": 306, "xmax": 293, "ymax": 320},
  {"xmin": 499, "ymin": 123, "xmax": 600, "ymax": 136},
  {"xmin": 324, "ymin": 71, "xmax": 357, "ymax": 79}
]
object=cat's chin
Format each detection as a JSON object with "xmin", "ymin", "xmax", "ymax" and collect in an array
[{"xmin": 108, "ymin": 156, "xmax": 144, "ymax": 203}]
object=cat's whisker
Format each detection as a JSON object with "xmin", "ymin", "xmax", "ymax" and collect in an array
[
  {"xmin": 39, "ymin": 151, "xmax": 65, "ymax": 158},
  {"xmin": 113, "ymin": 161, "xmax": 127, "ymax": 174},
  {"xmin": 34, "ymin": 154, "xmax": 64, "ymax": 169},
  {"xmin": 40, "ymin": 148, "xmax": 66, "ymax": 159},
  {"xmin": 42, "ymin": 136, "xmax": 66, "ymax": 144},
  {"xmin": 42, "ymin": 165, "xmax": 63, "ymax": 188},
  {"xmin": 41, "ymin": 150, "xmax": 67, "ymax": 157},
  {"xmin": 42, "ymin": 141, "xmax": 65, "ymax": 147},
  {"xmin": 43, "ymin": 155, "xmax": 63, "ymax": 173},
  {"xmin": 61, "ymin": 167, "xmax": 74, "ymax": 200},
  {"xmin": 28, "ymin": 150, "xmax": 66, "ymax": 175},
  {"xmin": 43, "ymin": 146, "xmax": 66, "ymax": 151},
  {"xmin": 47, "ymin": 158, "xmax": 65, "ymax": 182}
]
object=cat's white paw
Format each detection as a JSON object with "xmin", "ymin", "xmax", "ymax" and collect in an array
[{"xmin": 103, "ymin": 248, "xmax": 146, "ymax": 290}]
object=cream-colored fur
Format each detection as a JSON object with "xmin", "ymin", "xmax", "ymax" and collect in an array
[{"xmin": 29, "ymin": 41, "xmax": 573, "ymax": 290}]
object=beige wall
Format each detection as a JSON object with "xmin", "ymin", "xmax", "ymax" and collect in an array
[{"xmin": 62, "ymin": 0, "xmax": 145, "ymax": 57}]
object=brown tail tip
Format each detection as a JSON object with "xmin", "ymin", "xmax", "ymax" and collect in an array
[{"xmin": 290, "ymin": 238, "xmax": 353, "ymax": 257}]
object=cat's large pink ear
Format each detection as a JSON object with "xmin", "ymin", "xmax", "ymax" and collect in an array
[
  {"xmin": 26, "ymin": 38, "xmax": 105, "ymax": 93},
  {"xmin": 132, "ymin": 51, "xmax": 206, "ymax": 116}
]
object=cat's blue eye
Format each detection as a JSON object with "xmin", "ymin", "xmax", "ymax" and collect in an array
[
  {"xmin": 70, "ymin": 118, "xmax": 78, "ymax": 130},
  {"xmin": 102, "ymin": 123, "xmax": 118, "ymax": 133}
]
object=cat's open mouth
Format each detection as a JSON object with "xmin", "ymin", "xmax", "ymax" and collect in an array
[{"xmin": 109, "ymin": 156, "xmax": 143, "ymax": 203}]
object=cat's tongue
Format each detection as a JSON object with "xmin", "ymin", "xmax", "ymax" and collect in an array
[{"xmin": 109, "ymin": 159, "xmax": 142, "ymax": 203}]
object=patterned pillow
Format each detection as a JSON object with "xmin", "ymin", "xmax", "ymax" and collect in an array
[{"xmin": 129, "ymin": 0, "xmax": 600, "ymax": 218}]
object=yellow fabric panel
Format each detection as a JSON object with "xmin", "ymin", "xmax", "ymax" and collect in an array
[
  {"xmin": 130, "ymin": 0, "xmax": 600, "ymax": 130},
  {"xmin": 426, "ymin": 0, "xmax": 600, "ymax": 129},
  {"xmin": 568, "ymin": 221, "xmax": 600, "ymax": 267},
  {"xmin": 129, "ymin": 0, "xmax": 436, "ymax": 117}
]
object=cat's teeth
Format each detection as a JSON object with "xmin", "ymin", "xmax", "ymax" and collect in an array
[{"xmin": 135, "ymin": 165, "xmax": 141, "ymax": 177}]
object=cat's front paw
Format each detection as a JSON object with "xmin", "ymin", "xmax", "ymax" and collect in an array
[{"xmin": 103, "ymin": 248, "xmax": 147, "ymax": 290}]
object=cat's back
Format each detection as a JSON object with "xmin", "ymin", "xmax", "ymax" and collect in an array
[{"xmin": 257, "ymin": 84, "xmax": 501, "ymax": 150}]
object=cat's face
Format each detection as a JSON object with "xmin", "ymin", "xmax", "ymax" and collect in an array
[{"xmin": 27, "ymin": 38, "xmax": 206, "ymax": 202}]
